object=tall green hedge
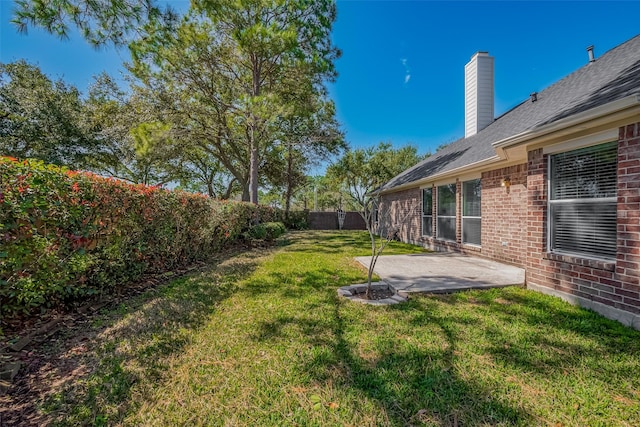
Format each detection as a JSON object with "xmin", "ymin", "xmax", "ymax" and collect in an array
[{"xmin": 0, "ymin": 157, "xmax": 281, "ymax": 316}]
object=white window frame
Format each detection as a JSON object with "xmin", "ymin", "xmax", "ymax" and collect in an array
[
  {"xmin": 462, "ymin": 178, "xmax": 481, "ymax": 246},
  {"xmin": 422, "ymin": 187, "xmax": 433, "ymax": 236},
  {"xmin": 437, "ymin": 183, "xmax": 457, "ymax": 241},
  {"xmin": 547, "ymin": 140, "xmax": 618, "ymax": 261}
]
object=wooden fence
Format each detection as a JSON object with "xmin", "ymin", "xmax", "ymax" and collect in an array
[{"xmin": 307, "ymin": 211, "xmax": 366, "ymax": 230}]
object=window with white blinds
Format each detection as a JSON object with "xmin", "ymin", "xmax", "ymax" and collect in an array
[
  {"xmin": 422, "ymin": 188, "xmax": 433, "ymax": 236},
  {"xmin": 549, "ymin": 141, "xmax": 617, "ymax": 260}
]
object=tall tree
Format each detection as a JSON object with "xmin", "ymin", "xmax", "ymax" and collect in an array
[
  {"xmin": 173, "ymin": 141, "xmax": 239, "ymax": 198},
  {"xmin": 0, "ymin": 60, "xmax": 93, "ymax": 167},
  {"xmin": 327, "ymin": 142, "xmax": 426, "ymax": 215},
  {"xmin": 12, "ymin": 0, "xmax": 176, "ymax": 46},
  {"xmin": 85, "ymin": 74, "xmax": 184, "ymax": 185},
  {"xmin": 294, "ymin": 175, "xmax": 342, "ymax": 211},
  {"xmin": 129, "ymin": 17, "xmax": 253, "ymax": 198},
  {"xmin": 130, "ymin": 0, "xmax": 340, "ymax": 204},
  {"xmin": 12, "ymin": 1, "xmax": 342, "ymax": 201},
  {"xmin": 266, "ymin": 97, "xmax": 345, "ymax": 212}
]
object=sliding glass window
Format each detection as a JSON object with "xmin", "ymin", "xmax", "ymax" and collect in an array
[
  {"xmin": 422, "ymin": 188, "xmax": 433, "ymax": 236},
  {"xmin": 462, "ymin": 179, "xmax": 481, "ymax": 245},
  {"xmin": 437, "ymin": 184, "xmax": 456, "ymax": 241}
]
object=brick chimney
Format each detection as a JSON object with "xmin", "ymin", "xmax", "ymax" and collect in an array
[{"xmin": 464, "ymin": 52, "xmax": 494, "ymax": 138}]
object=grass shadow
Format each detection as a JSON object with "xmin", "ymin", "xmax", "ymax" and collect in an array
[
  {"xmin": 245, "ymin": 291, "xmax": 532, "ymax": 424},
  {"xmin": 406, "ymin": 290, "xmax": 640, "ymax": 422},
  {"xmin": 18, "ymin": 250, "xmax": 263, "ymax": 426},
  {"xmin": 245, "ymin": 276, "xmax": 639, "ymax": 425},
  {"xmin": 315, "ymin": 297, "xmax": 531, "ymax": 425}
]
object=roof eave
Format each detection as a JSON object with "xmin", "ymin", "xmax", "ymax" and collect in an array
[
  {"xmin": 493, "ymin": 94, "xmax": 640, "ymax": 154},
  {"xmin": 378, "ymin": 155, "xmax": 502, "ymax": 195}
]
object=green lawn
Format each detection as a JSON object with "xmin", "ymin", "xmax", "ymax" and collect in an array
[{"xmin": 42, "ymin": 231, "xmax": 640, "ymax": 426}]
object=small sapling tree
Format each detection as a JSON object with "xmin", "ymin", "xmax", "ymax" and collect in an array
[
  {"xmin": 361, "ymin": 199, "xmax": 417, "ymax": 298},
  {"xmin": 327, "ymin": 142, "xmax": 425, "ymax": 298}
]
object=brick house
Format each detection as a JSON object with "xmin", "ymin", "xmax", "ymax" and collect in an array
[{"xmin": 377, "ymin": 35, "xmax": 640, "ymax": 329}]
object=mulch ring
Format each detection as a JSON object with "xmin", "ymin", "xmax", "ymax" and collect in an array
[
  {"xmin": 337, "ymin": 282, "xmax": 408, "ymax": 306},
  {"xmin": 353, "ymin": 286, "xmax": 395, "ymax": 301}
]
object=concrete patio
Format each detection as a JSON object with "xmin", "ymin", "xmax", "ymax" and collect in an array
[{"xmin": 355, "ymin": 253, "xmax": 524, "ymax": 293}]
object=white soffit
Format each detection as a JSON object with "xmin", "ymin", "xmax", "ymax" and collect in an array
[{"xmin": 542, "ymin": 129, "xmax": 618, "ymax": 154}]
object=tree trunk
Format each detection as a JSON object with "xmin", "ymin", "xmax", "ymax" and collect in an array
[
  {"xmin": 249, "ymin": 132, "xmax": 259, "ymax": 204},
  {"xmin": 284, "ymin": 142, "xmax": 294, "ymax": 214},
  {"xmin": 366, "ymin": 220, "xmax": 375, "ymax": 299},
  {"xmin": 222, "ymin": 177, "xmax": 237, "ymax": 200},
  {"xmin": 249, "ymin": 55, "xmax": 261, "ymax": 205}
]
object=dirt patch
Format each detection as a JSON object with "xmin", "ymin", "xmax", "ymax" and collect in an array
[
  {"xmin": 337, "ymin": 283, "xmax": 408, "ymax": 306},
  {"xmin": 352, "ymin": 286, "xmax": 395, "ymax": 301}
]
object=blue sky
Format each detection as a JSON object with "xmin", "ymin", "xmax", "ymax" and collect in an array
[{"xmin": 2, "ymin": 1, "xmax": 640, "ymax": 157}]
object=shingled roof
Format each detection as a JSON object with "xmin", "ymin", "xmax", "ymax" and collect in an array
[{"xmin": 380, "ymin": 34, "xmax": 640, "ymax": 193}]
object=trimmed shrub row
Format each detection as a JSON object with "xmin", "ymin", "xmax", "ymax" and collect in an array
[
  {"xmin": 245, "ymin": 222, "xmax": 287, "ymax": 241},
  {"xmin": 283, "ymin": 210, "xmax": 309, "ymax": 230},
  {"xmin": 0, "ymin": 157, "xmax": 282, "ymax": 316}
]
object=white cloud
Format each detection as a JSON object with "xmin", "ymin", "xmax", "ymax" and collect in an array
[{"xmin": 401, "ymin": 58, "xmax": 411, "ymax": 84}]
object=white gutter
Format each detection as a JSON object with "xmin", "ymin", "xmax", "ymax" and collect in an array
[{"xmin": 493, "ymin": 94, "xmax": 640, "ymax": 152}]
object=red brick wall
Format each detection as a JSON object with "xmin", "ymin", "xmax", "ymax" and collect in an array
[
  {"xmin": 481, "ymin": 164, "xmax": 528, "ymax": 266},
  {"xmin": 525, "ymin": 123, "xmax": 640, "ymax": 318},
  {"xmin": 615, "ymin": 123, "xmax": 640, "ymax": 312},
  {"xmin": 378, "ymin": 187, "xmax": 422, "ymax": 243},
  {"xmin": 379, "ymin": 186, "xmax": 455, "ymax": 252},
  {"xmin": 381, "ymin": 168, "xmax": 528, "ymax": 264}
]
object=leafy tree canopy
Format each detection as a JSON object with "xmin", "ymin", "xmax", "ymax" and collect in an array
[
  {"xmin": 12, "ymin": 0, "xmax": 177, "ymax": 46},
  {"xmin": 327, "ymin": 142, "xmax": 427, "ymax": 212},
  {"xmin": 0, "ymin": 60, "xmax": 94, "ymax": 167},
  {"xmin": 128, "ymin": 0, "xmax": 341, "ymax": 203},
  {"xmin": 9, "ymin": 1, "xmax": 343, "ymax": 203}
]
